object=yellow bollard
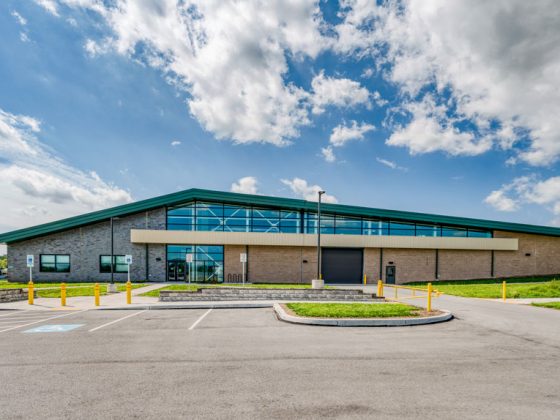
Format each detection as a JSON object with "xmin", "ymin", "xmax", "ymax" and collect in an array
[
  {"xmin": 363, "ymin": 274, "xmax": 367, "ymax": 286},
  {"xmin": 126, "ymin": 280, "xmax": 132, "ymax": 304},
  {"xmin": 28, "ymin": 280, "xmax": 34, "ymax": 305},
  {"xmin": 61, "ymin": 283, "xmax": 66, "ymax": 307},
  {"xmin": 94, "ymin": 283, "xmax": 100, "ymax": 306},
  {"xmin": 427, "ymin": 282, "xmax": 432, "ymax": 312},
  {"xmin": 502, "ymin": 280, "xmax": 506, "ymax": 301},
  {"xmin": 377, "ymin": 280, "xmax": 383, "ymax": 297}
]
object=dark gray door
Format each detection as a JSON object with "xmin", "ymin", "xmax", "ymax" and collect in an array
[
  {"xmin": 322, "ymin": 248, "xmax": 363, "ymax": 284},
  {"xmin": 385, "ymin": 265, "xmax": 396, "ymax": 284}
]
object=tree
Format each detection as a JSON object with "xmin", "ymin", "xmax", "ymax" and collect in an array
[{"xmin": 0, "ymin": 255, "xmax": 7, "ymax": 270}]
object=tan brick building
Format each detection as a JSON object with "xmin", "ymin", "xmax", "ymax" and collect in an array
[{"xmin": 1, "ymin": 189, "xmax": 559, "ymax": 285}]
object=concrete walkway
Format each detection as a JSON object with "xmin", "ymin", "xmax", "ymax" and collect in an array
[
  {"xmin": 0, "ymin": 283, "xmax": 167, "ymax": 311},
  {"xmin": 373, "ymin": 284, "xmax": 560, "ymax": 348},
  {"xmin": 0, "ymin": 284, "xmax": 385, "ymax": 311}
]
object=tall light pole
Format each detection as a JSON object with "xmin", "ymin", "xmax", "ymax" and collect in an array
[{"xmin": 312, "ymin": 190, "xmax": 326, "ymax": 289}]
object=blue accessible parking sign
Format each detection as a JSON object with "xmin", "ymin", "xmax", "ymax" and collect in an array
[{"xmin": 24, "ymin": 324, "xmax": 84, "ymax": 333}]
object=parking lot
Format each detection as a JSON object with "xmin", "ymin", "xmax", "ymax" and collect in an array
[{"xmin": 0, "ymin": 305, "xmax": 559, "ymax": 419}]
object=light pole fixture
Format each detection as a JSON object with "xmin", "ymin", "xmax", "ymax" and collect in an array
[{"xmin": 312, "ymin": 190, "xmax": 326, "ymax": 289}]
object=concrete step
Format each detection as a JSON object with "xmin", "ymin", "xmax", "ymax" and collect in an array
[
  {"xmin": 198, "ymin": 287, "xmax": 365, "ymax": 295},
  {"xmin": 160, "ymin": 292, "xmax": 377, "ymax": 302}
]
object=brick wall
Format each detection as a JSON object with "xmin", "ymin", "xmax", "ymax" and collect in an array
[
  {"xmin": 247, "ymin": 246, "xmax": 317, "ymax": 284},
  {"xmin": 438, "ymin": 250, "xmax": 492, "ymax": 280},
  {"xmin": 381, "ymin": 249, "xmax": 436, "ymax": 284},
  {"xmin": 7, "ymin": 209, "xmax": 166, "ymax": 283},
  {"xmin": 224, "ymin": 245, "xmax": 246, "ymax": 283},
  {"xmin": 363, "ymin": 248, "xmax": 381, "ymax": 283},
  {"xmin": 494, "ymin": 231, "xmax": 560, "ymax": 278}
]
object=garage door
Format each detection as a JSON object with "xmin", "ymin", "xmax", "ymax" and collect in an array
[{"xmin": 322, "ymin": 248, "xmax": 363, "ymax": 284}]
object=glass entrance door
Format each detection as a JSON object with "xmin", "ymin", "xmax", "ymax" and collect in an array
[{"xmin": 167, "ymin": 260, "xmax": 187, "ymax": 281}]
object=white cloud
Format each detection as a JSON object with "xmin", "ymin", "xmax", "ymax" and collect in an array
[
  {"xmin": 170, "ymin": 140, "xmax": 181, "ymax": 147},
  {"xmin": 50, "ymin": 0, "xmax": 330, "ymax": 146},
  {"xmin": 376, "ymin": 157, "xmax": 407, "ymax": 172},
  {"xmin": 310, "ymin": 71, "xmax": 371, "ymax": 115},
  {"xmin": 320, "ymin": 146, "xmax": 336, "ymax": 163},
  {"xmin": 281, "ymin": 178, "xmax": 338, "ymax": 203},
  {"xmin": 34, "ymin": 0, "xmax": 60, "ymax": 16},
  {"xmin": 485, "ymin": 176, "xmax": 560, "ymax": 222},
  {"xmin": 329, "ymin": 120, "xmax": 375, "ymax": 147},
  {"xmin": 0, "ymin": 108, "xmax": 132, "ymax": 232},
  {"xmin": 336, "ymin": 0, "xmax": 560, "ymax": 165},
  {"xmin": 484, "ymin": 190, "xmax": 519, "ymax": 212},
  {"xmin": 231, "ymin": 176, "xmax": 259, "ymax": 195},
  {"xmin": 11, "ymin": 11, "xmax": 27, "ymax": 26},
  {"xmin": 84, "ymin": 39, "xmax": 110, "ymax": 57},
  {"xmin": 387, "ymin": 96, "xmax": 493, "ymax": 156}
]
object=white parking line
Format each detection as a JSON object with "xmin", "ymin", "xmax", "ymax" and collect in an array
[
  {"xmin": 0, "ymin": 310, "xmax": 88, "ymax": 333},
  {"xmin": 88, "ymin": 310, "xmax": 147, "ymax": 332},
  {"xmin": 0, "ymin": 316, "xmax": 57, "ymax": 324},
  {"xmin": 189, "ymin": 309, "xmax": 213, "ymax": 330},
  {"xmin": 0, "ymin": 310, "xmax": 31, "ymax": 317}
]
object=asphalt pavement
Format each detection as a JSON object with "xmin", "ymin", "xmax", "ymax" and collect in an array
[{"xmin": 0, "ymin": 298, "xmax": 559, "ymax": 419}]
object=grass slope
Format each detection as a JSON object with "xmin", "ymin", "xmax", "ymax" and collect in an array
[
  {"xmin": 286, "ymin": 302, "xmax": 421, "ymax": 318},
  {"xmin": 408, "ymin": 279, "xmax": 560, "ymax": 299},
  {"xmin": 0, "ymin": 281, "xmax": 146, "ymax": 297},
  {"xmin": 532, "ymin": 301, "xmax": 560, "ymax": 310}
]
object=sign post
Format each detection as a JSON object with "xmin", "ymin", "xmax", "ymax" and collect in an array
[
  {"xmin": 186, "ymin": 254, "xmax": 194, "ymax": 284},
  {"xmin": 125, "ymin": 255, "xmax": 133, "ymax": 283},
  {"xmin": 26, "ymin": 255, "xmax": 34, "ymax": 283},
  {"xmin": 240, "ymin": 253, "xmax": 247, "ymax": 285}
]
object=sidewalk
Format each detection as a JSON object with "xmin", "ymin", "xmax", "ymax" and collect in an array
[
  {"xmin": 0, "ymin": 283, "xmax": 165, "ymax": 311},
  {"xmin": 1, "ymin": 284, "xmax": 383, "ymax": 311}
]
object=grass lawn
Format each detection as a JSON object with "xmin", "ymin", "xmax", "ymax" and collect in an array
[
  {"xmin": 36, "ymin": 283, "xmax": 146, "ymax": 298},
  {"xmin": 407, "ymin": 278, "xmax": 560, "ymax": 299},
  {"xmin": 0, "ymin": 281, "xmax": 146, "ymax": 297},
  {"xmin": 140, "ymin": 283, "xmax": 327, "ymax": 297},
  {"xmin": 286, "ymin": 302, "xmax": 422, "ymax": 318},
  {"xmin": 531, "ymin": 301, "xmax": 560, "ymax": 310}
]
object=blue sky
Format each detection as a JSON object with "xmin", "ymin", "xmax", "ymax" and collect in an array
[{"xmin": 1, "ymin": 0, "xmax": 560, "ymax": 251}]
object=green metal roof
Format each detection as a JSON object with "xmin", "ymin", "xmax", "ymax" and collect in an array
[{"xmin": 1, "ymin": 188, "xmax": 560, "ymax": 243}]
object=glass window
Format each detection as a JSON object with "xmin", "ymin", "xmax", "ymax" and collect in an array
[
  {"xmin": 416, "ymin": 225, "xmax": 439, "ymax": 237},
  {"xmin": 253, "ymin": 208, "xmax": 279, "ymax": 219},
  {"xmin": 468, "ymin": 229, "xmax": 492, "ymax": 238},
  {"xmin": 167, "ymin": 204, "xmax": 194, "ymax": 217},
  {"xmin": 167, "ymin": 245, "xmax": 224, "ymax": 283},
  {"xmin": 223, "ymin": 206, "xmax": 250, "ymax": 218},
  {"xmin": 165, "ymin": 201, "xmax": 492, "ymax": 239},
  {"xmin": 335, "ymin": 217, "xmax": 362, "ymax": 229},
  {"xmin": 196, "ymin": 202, "xmax": 224, "ymax": 217},
  {"xmin": 389, "ymin": 222, "xmax": 415, "ymax": 236},
  {"xmin": 100, "ymin": 255, "xmax": 128, "ymax": 273},
  {"xmin": 40, "ymin": 254, "xmax": 70, "ymax": 273},
  {"xmin": 442, "ymin": 227, "xmax": 467, "ymax": 237}
]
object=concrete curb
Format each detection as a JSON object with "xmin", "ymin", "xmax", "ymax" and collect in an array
[
  {"xmin": 99, "ymin": 303, "xmax": 274, "ymax": 310},
  {"xmin": 273, "ymin": 303, "xmax": 453, "ymax": 327}
]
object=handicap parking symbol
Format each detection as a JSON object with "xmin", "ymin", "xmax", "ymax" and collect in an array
[{"xmin": 23, "ymin": 324, "xmax": 84, "ymax": 333}]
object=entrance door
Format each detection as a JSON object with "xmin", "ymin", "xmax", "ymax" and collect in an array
[
  {"xmin": 167, "ymin": 261, "xmax": 187, "ymax": 281},
  {"xmin": 385, "ymin": 265, "xmax": 396, "ymax": 284},
  {"xmin": 322, "ymin": 248, "xmax": 363, "ymax": 284}
]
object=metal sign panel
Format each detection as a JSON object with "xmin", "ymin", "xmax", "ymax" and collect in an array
[
  {"xmin": 125, "ymin": 255, "xmax": 133, "ymax": 265},
  {"xmin": 26, "ymin": 255, "xmax": 34, "ymax": 268},
  {"xmin": 24, "ymin": 324, "xmax": 84, "ymax": 333},
  {"xmin": 240, "ymin": 253, "xmax": 247, "ymax": 263}
]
